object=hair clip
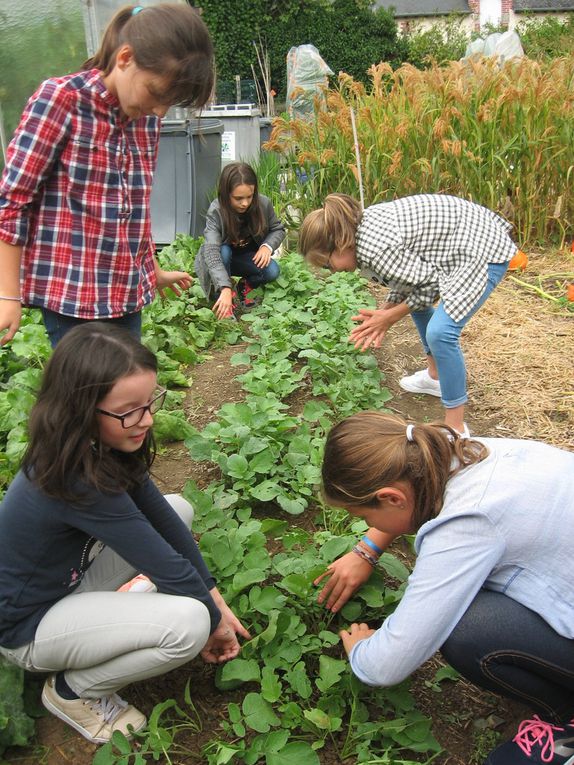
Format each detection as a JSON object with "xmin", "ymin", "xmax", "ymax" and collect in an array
[
  {"xmin": 406, "ymin": 423, "xmax": 415, "ymax": 442},
  {"xmin": 132, "ymin": 5, "xmax": 144, "ymax": 15}
]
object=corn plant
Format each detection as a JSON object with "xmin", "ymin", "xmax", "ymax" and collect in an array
[{"xmin": 266, "ymin": 57, "xmax": 574, "ymax": 247}]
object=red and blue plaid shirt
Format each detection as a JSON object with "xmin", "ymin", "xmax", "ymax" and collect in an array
[{"xmin": 0, "ymin": 69, "xmax": 159, "ymax": 319}]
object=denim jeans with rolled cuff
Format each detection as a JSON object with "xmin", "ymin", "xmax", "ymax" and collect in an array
[{"xmin": 410, "ymin": 261, "xmax": 508, "ymax": 408}]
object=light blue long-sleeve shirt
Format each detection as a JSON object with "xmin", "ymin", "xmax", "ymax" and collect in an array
[{"xmin": 349, "ymin": 438, "xmax": 574, "ymax": 687}]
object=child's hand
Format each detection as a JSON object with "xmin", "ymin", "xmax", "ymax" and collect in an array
[
  {"xmin": 155, "ymin": 268, "xmax": 193, "ymax": 298},
  {"xmin": 252, "ymin": 245, "xmax": 271, "ymax": 269},
  {"xmin": 200, "ymin": 619, "xmax": 242, "ymax": 663},
  {"xmin": 0, "ymin": 302, "xmax": 22, "ymax": 346},
  {"xmin": 314, "ymin": 552, "xmax": 373, "ymax": 613},
  {"xmin": 348, "ymin": 308, "xmax": 389, "ymax": 351},
  {"xmin": 210, "ymin": 586, "xmax": 251, "ymax": 641},
  {"xmin": 340, "ymin": 623, "xmax": 376, "ymax": 655},
  {"xmin": 212, "ymin": 287, "xmax": 234, "ymax": 320}
]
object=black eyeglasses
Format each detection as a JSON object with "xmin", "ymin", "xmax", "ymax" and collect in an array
[{"xmin": 96, "ymin": 389, "xmax": 167, "ymax": 429}]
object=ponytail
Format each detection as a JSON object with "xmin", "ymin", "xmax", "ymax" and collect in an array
[{"xmin": 322, "ymin": 412, "xmax": 488, "ymax": 529}]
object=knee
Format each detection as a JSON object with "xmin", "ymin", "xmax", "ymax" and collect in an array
[
  {"xmin": 425, "ymin": 322, "xmax": 448, "ymax": 352},
  {"xmin": 262, "ymin": 259, "xmax": 280, "ymax": 283},
  {"xmin": 220, "ymin": 244, "xmax": 232, "ymax": 267},
  {"xmin": 170, "ymin": 599, "xmax": 211, "ymax": 658},
  {"xmin": 164, "ymin": 494, "xmax": 194, "ymax": 529}
]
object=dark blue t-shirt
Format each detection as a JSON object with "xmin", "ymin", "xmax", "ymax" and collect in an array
[{"xmin": 0, "ymin": 470, "xmax": 220, "ymax": 648}]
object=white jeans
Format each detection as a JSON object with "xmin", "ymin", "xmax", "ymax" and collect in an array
[{"xmin": 0, "ymin": 495, "xmax": 211, "ymax": 698}]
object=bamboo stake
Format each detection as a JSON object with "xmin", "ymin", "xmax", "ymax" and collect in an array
[{"xmin": 350, "ymin": 107, "xmax": 365, "ymax": 211}]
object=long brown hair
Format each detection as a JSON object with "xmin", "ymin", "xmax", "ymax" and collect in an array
[
  {"xmin": 322, "ymin": 411, "xmax": 488, "ymax": 530},
  {"xmin": 84, "ymin": 4, "xmax": 214, "ymax": 109},
  {"xmin": 218, "ymin": 162, "xmax": 266, "ymax": 244},
  {"xmin": 22, "ymin": 323, "xmax": 158, "ymax": 502},
  {"xmin": 299, "ymin": 193, "xmax": 362, "ymax": 268}
]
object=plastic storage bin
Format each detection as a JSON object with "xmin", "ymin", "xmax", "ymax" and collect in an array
[
  {"xmin": 150, "ymin": 118, "xmax": 223, "ymax": 245},
  {"xmin": 201, "ymin": 104, "xmax": 261, "ymax": 167},
  {"xmin": 260, "ymin": 117, "xmax": 273, "ymax": 150}
]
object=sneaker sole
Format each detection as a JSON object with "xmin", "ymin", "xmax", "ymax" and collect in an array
[
  {"xmin": 41, "ymin": 688, "xmax": 146, "ymax": 744},
  {"xmin": 399, "ymin": 380, "xmax": 442, "ymax": 398}
]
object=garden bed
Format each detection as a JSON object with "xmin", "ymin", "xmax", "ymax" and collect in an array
[{"xmin": 3, "ymin": 247, "xmax": 572, "ymax": 765}]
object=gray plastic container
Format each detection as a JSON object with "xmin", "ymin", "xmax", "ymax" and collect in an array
[
  {"xmin": 260, "ymin": 117, "xmax": 273, "ymax": 150},
  {"xmin": 150, "ymin": 118, "xmax": 223, "ymax": 244},
  {"xmin": 201, "ymin": 104, "xmax": 261, "ymax": 168}
]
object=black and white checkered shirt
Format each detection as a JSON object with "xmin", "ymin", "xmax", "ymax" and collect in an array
[{"xmin": 355, "ymin": 194, "xmax": 517, "ymax": 321}]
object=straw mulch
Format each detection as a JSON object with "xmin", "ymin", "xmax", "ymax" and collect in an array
[
  {"xmin": 464, "ymin": 249, "xmax": 573, "ymax": 450},
  {"xmin": 374, "ymin": 248, "xmax": 573, "ymax": 451}
]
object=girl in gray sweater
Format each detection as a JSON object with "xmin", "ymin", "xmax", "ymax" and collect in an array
[{"xmin": 195, "ymin": 162, "xmax": 285, "ymax": 319}]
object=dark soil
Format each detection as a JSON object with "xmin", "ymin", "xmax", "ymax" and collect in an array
[{"xmin": 4, "ymin": 321, "xmax": 530, "ymax": 765}]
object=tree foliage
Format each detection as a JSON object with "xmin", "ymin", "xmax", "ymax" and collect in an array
[{"xmin": 198, "ymin": 0, "xmax": 407, "ymax": 100}]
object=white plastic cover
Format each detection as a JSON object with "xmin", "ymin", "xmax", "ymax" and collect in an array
[{"xmin": 286, "ymin": 44, "xmax": 334, "ymax": 118}]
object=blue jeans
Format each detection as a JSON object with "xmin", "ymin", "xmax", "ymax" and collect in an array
[
  {"xmin": 410, "ymin": 262, "xmax": 508, "ymax": 407},
  {"xmin": 220, "ymin": 244, "xmax": 280, "ymax": 289},
  {"xmin": 41, "ymin": 309, "xmax": 142, "ymax": 349},
  {"xmin": 441, "ymin": 590, "xmax": 574, "ymax": 723}
]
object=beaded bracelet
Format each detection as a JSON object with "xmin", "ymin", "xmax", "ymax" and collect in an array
[
  {"xmin": 361, "ymin": 535, "xmax": 383, "ymax": 555},
  {"xmin": 352, "ymin": 544, "xmax": 378, "ymax": 568},
  {"xmin": 0, "ymin": 296, "xmax": 21, "ymax": 302}
]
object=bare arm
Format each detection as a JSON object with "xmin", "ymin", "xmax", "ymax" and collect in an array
[{"xmin": 0, "ymin": 240, "xmax": 23, "ymax": 345}]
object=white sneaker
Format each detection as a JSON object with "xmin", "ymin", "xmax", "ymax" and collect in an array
[
  {"xmin": 399, "ymin": 369, "xmax": 442, "ymax": 397},
  {"xmin": 42, "ymin": 675, "xmax": 147, "ymax": 743},
  {"xmin": 117, "ymin": 574, "xmax": 156, "ymax": 593}
]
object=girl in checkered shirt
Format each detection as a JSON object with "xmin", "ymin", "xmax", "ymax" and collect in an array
[
  {"xmin": 0, "ymin": 4, "xmax": 214, "ymax": 347},
  {"xmin": 299, "ymin": 193, "xmax": 517, "ymax": 436}
]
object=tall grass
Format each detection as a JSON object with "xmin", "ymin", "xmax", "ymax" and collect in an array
[{"xmin": 266, "ymin": 57, "xmax": 574, "ymax": 246}]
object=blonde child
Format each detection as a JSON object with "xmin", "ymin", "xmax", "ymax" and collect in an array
[
  {"xmin": 0, "ymin": 4, "xmax": 214, "ymax": 346},
  {"xmin": 195, "ymin": 162, "xmax": 285, "ymax": 319},
  {"xmin": 0, "ymin": 323, "xmax": 249, "ymax": 744},
  {"xmin": 299, "ymin": 193, "xmax": 517, "ymax": 435},
  {"xmin": 316, "ymin": 410, "xmax": 574, "ymax": 765}
]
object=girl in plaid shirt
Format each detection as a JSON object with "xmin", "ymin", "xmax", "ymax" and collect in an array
[
  {"xmin": 299, "ymin": 193, "xmax": 517, "ymax": 436},
  {"xmin": 0, "ymin": 4, "xmax": 214, "ymax": 347}
]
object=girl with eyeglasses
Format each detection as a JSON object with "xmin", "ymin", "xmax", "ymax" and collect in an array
[{"xmin": 0, "ymin": 323, "xmax": 249, "ymax": 744}]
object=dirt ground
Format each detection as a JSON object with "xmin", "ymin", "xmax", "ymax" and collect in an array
[{"xmin": 5, "ymin": 250, "xmax": 572, "ymax": 765}]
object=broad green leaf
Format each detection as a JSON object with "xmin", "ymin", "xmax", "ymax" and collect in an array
[
  {"xmin": 285, "ymin": 662, "xmax": 312, "ymax": 699},
  {"xmin": 266, "ymin": 741, "xmax": 320, "ymax": 765},
  {"xmin": 261, "ymin": 666, "xmax": 282, "ymax": 702},
  {"xmin": 302, "ymin": 400, "xmax": 331, "ymax": 421},
  {"xmin": 250, "ymin": 586, "xmax": 287, "ymax": 614},
  {"xmin": 276, "ymin": 495, "xmax": 306, "ymax": 515},
  {"xmin": 249, "ymin": 450, "xmax": 277, "ymax": 473},
  {"xmin": 225, "ymin": 454, "xmax": 250, "ymax": 478},
  {"xmin": 378, "ymin": 552, "xmax": 411, "ymax": 582},
  {"xmin": 242, "ymin": 693, "xmax": 280, "ymax": 733},
  {"xmin": 340, "ymin": 600, "xmax": 362, "ymax": 621},
  {"xmin": 231, "ymin": 568, "xmax": 267, "ymax": 593},
  {"xmin": 250, "ymin": 729, "xmax": 290, "ymax": 754},
  {"xmin": 231, "ymin": 352, "xmax": 251, "ymax": 366},
  {"xmin": 316, "ymin": 655, "xmax": 347, "ymax": 692},
  {"xmin": 215, "ymin": 659, "xmax": 261, "ymax": 690},
  {"xmin": 185, "ymin": 433, "xmax": 214, "ymax": 461},
  {"xmin": 249, "ymin": 480, "xmax": 281, "ymax": 501}
]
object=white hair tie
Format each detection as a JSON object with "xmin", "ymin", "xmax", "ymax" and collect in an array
[{"xmin": 405, "ymin": 424, "xmax": 415, "ymax": 442}]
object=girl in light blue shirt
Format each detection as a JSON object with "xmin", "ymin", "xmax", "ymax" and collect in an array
[{"xmin": 318, "ymin": 411, "xmax": 574, "ymax": 765}]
